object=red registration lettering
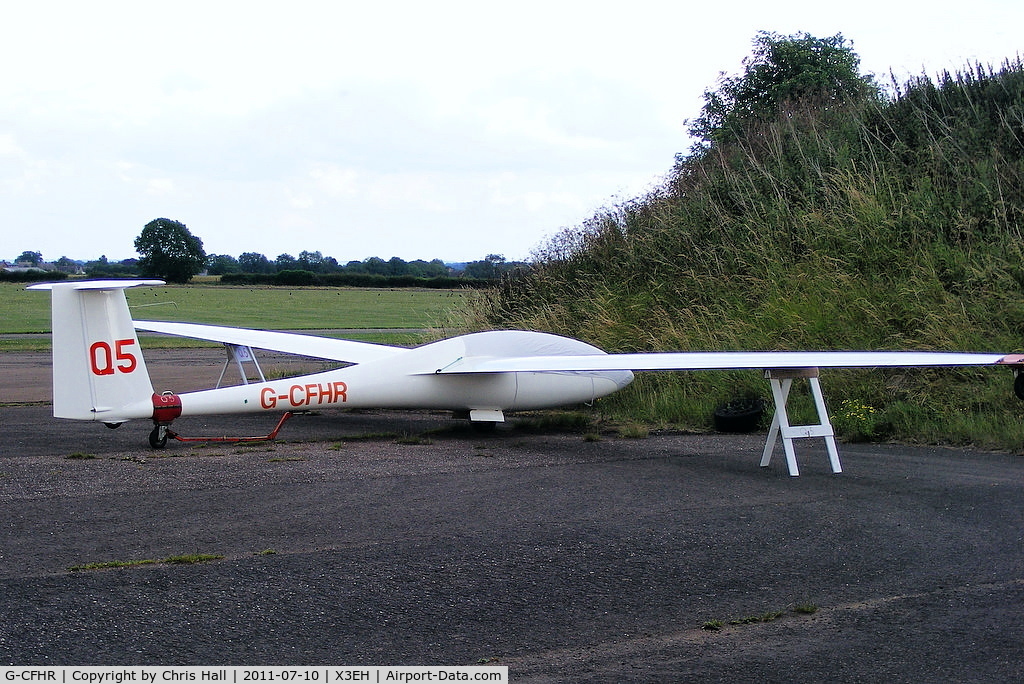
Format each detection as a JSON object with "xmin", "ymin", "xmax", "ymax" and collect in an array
[
  {"xmin": 90, "ymin": 339, "xmax": 138, "ymax": 376},
  {"xmin": 90, "ymin": 342, "xmax": 114, "ymax": 376},
  {"xmin": 258, "ymin": 381, "xmax": 348, "ymax": 410},
  {"xmin": 260, "ymin": 387, "xmax": 277, "ymax": 409},
  {"xmin": 115, "ymin": 339, "xmax": 137, "ymax": 373}
]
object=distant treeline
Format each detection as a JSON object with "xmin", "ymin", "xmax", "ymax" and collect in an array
[
  {"xmin": 0, "ymin": 270, "xmax": 68, "ymax": 283},
  {"xmin": 206, "ymin": 252, "xmax": 524, "ymax": 282},
  {"xmin": 8, "ymin": 252, "xmax": 527, "ymax": 287},
  {"xmin": 220, "ymin": 270, "xmax": 492, "ymax": 288},
  {"xmin": 0, "ymin": 267, "xmax": 493, "ymax": 289}
]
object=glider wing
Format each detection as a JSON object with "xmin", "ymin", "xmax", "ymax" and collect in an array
[
  {"xmin": 134, "ymin": 320, "xmax": 405, "ymax": 364},
  {"xmin": 432, "ymin": 350, "xmax": 1013, "ymax": 374}
]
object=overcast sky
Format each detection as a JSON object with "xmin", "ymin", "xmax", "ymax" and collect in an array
[{"xmin": 1, "ymin": 1, "xmax": 1021, "ymax": 264}]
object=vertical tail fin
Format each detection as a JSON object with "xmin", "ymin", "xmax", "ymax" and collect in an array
[{"xmin": 28, "ymin": 280, "xmax": 163, "ymax": 421}]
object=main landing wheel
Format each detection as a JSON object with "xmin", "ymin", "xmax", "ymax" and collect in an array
[
  {"xmin": 149, "ymin": 426, "xmax": 168, "ymax": 449},
  {"xmin": 1015, "ymin": 373, "xmax": 1024, "ymax": 401}
]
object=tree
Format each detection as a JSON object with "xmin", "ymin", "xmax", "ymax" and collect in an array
[
  {"xmin": 53, "ymin": 256, "xmax": 79, "ymax": 274},
  {"xmin": 464, "ymin": 254, "xmax": 506, "ymax": 280},
  {"xmin": 84, "ymin": 255, "xmax": 138, "ymax": 277},
  {"xmin": 386, "ymin": 256, "xmax": 409, "ymax": 276},
  {"xmin": 275, "ymin": 253, "xmax": 297, "ymax": 271},
  {"xmin": 16, "ymin": 250, "xmax": 42, "ymax": 266},
  {"xmin": 239, "ymin": 252, "xmax": 273, "ymax": 273},
  {"xmin": 687, "ymin": 31, "xmax": 878, "ymax": 148},
  {"xmin": 297, "ymin": 250, "xmax": 325, "ymax": 272},
  {"xmin": 363, "ymin": 257, "xmax": 388, "ymax": 275},
  {"xmin": 207, "ymin": 254, "xmax": 241, "ymax": 275},
  {"xmin": 408, "ymin": 259, "xmax": 449, "ymax": 278},
  {"xmin": 134, "ymin": 218, "xmax": 207, "ymax": 283}
]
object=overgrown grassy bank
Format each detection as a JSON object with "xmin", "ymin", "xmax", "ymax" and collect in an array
[{"xmin": 469, "ymin": 61, "xmax": 1024, "ymax": 449}]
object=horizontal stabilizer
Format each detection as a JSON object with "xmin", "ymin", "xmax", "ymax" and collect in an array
[
  {"xmin": 135, "ymin": 320, "xmax": 405, "ymax": 364},
  {"xmin": 27, "ymin": 279, "xmax": 165, "ymax": 291}
]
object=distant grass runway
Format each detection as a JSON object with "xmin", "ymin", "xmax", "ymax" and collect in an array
[{"xmin": 0, "ymin": 282, "xmax": 473, "ymax": 350}]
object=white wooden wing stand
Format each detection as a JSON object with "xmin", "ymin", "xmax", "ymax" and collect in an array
[
  {"xmin": 760, "ymin": 367, "xmax": 841, "ymax": 477},
  {"xmin": 216, "ymin": 343, "xmax": 266, "ymax": 388}
]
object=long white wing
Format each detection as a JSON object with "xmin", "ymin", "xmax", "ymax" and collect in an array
[
  {"xmin": 434, "ymin": 350, "xmax": 1014, "ymax": 374},
  {"xmin": 135, "ymin": 320, "xmax": 405, "ymax": 364}
]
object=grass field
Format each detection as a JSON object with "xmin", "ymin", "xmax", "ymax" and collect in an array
[{"xmin": 0, "ymin": 282, "xmax": 473, "ymax": 350}]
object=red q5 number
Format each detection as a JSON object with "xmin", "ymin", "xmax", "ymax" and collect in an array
[{"xmin": 90, "ymin": 339, "xmax": 138, "ymax": 376}]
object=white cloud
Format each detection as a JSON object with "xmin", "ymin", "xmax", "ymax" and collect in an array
[
  {"xmin": 0, "ymin": 134, "xmax": 21, "ymax": 157},
  {"xmin": 308, "ymin": 165, "xmax": 359, "ymax": 199},
  {"xmin": 113, "ymin": 162, "xmax": 177, "ymax": 197}
]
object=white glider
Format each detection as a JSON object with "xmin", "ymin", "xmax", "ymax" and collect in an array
[{"xmin": 29, "ymin": 280, "xmax": 1023, "ymax": 474}]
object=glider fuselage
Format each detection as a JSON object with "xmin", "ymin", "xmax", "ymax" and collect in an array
[{"xmin": 171, "ymin": 336, "xmax": 633, "ymax": 419}]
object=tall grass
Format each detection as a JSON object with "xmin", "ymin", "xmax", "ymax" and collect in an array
[{"xmin": 466, "ymin": 60, "xmax": 1024, "ymax": 448}]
